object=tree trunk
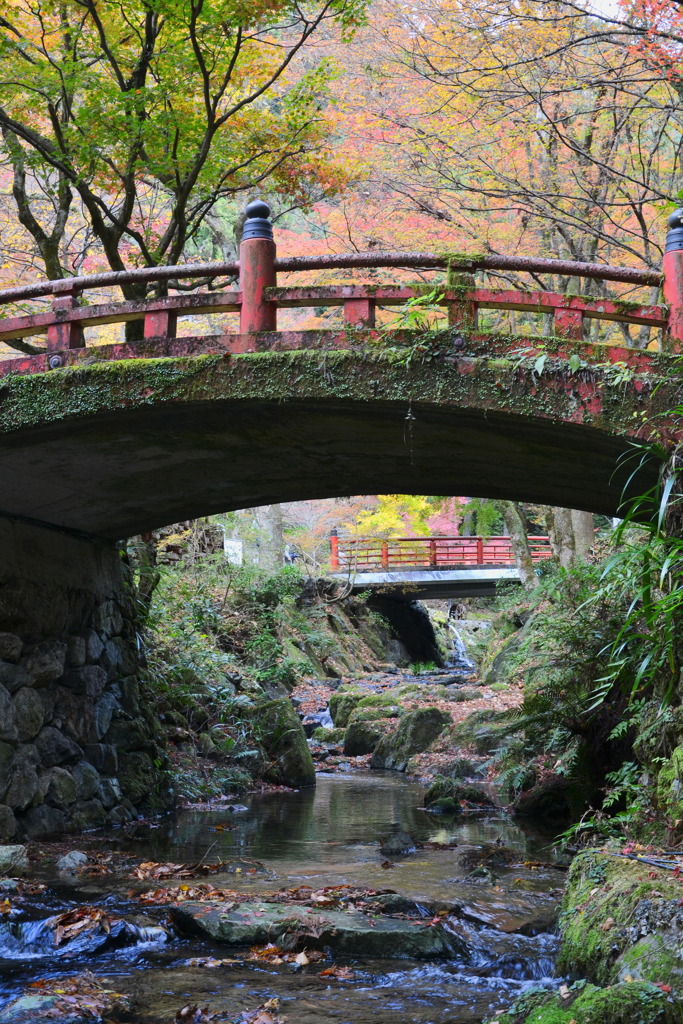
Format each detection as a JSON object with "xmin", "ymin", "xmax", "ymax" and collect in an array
[
  {"xmin": 547, "ymin": 508, "xmax": 594, "ymax": 565},
  {"xmin": 130, "ymin": 533, "xmax": 161, "ymax": 617},
  {"xmin": 501, "ymin": 501, "xmax": 536, "ymax": 590},
  {"xmin": 571, "ymin": 510, "xmax": 595, "ymax": 562},
  {"xmin": 547, "ymin": 507, "xmax": 575, "ymax": 567},
  {"xmin": 256, "ymin": 504, "xmax": 284, "ymax": 572}
]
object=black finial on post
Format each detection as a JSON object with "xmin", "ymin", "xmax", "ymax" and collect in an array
[
  {"xmin": 242, "ymin": 199, "xmax": 273, "ymax": 241},
  {"xmin": 665, "ymin": 209, "xmax": 683, "ymax": 253}
]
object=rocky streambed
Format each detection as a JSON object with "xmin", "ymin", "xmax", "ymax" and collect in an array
[{"xmin": 0, "ymin": 772, "xmax": 567, "ymax": 1023}]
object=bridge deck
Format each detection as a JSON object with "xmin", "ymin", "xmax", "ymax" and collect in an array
[{"xmin": 337, "ymin": 567, "xmax": 525, "ymax": 599}]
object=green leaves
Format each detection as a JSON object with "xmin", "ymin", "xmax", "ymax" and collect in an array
[{"xmin": 0, "ymin": 0, "xmax": 368, "ymax": 276}]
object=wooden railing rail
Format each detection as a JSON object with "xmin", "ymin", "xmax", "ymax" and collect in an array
[
  {"xmin": 0, "ymin": 200, "xmax": 682, "ymax": 373},
  {"xmin": 330, "ymin": 535, "xmax": 553, "ymax": 572}
]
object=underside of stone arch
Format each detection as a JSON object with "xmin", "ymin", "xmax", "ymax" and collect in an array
[{"xmin": 0, "ymin": 350, "xmax": 669, "ymax": 537}]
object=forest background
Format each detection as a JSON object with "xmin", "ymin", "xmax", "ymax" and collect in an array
[
  {"xmin": 2, "ymin": 0, "xmax": 683, "ymax": 854},
  {"xmin": 1, "ymin": 0, "xmax": 678, "ymax": 558}
]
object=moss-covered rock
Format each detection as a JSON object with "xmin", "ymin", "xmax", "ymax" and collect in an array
[
  {"xmin": 424, "ymin": 775, "xmax": 495, "ymax": 813},
  {"xmin": 655, "ymin": 744, "xmax": 683, "ymax": 824},
  {"xmin": 449, "ymin": 755, "xmax": 481, "ymax": 778},
  {"xmin": 119, "ymin": 751, "xmax": 168, "ymax": 809},
  {"xmin": 171, "ymin": 899, "xmax": 465, "ymax": 959},
  {"xmin": 481, "ymin": 612, "xmax": 535, "ymax": 688},
  {"xmin": 557, "ymin": 850, "xmax": 683, "ymax": 1011},
  {"xmin": 328, "ymin": 689, "xmax": 364, "ymax": 728},
  {"xmin": 449, "ymin": 688, "xmax": 482, "ymax": 703},
  {"xmin": 450, "ymin": 708, "xmax": 510, "ymax": 755},
  {"xmin": 370, "ymin": 707, "xmax": 451, "ymax": 771},
  {"xmin": 493, "ymin": 980, "xmax": 669, "ymax": 1024},
  {"xmin": 311, "ymin": 726, "xmax": 344, "ymax": 743},
  {"xmin": 349, "ymin": 704, "xmax": 401, "ymax": 723},
  {"xmin": 253, "ymin": 698, "xmax": 315, "ymax": 788},
  {"xmin": 512, "ymin": 774, "xmax": 571, "ymax": 822},
  {"xmin": 343, "ymin": 717, "xmax": 396, "ymax": 756}
]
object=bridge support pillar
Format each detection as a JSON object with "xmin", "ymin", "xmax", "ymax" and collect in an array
[
  {"xmin": 664, "ymin": 209, "xmax": 683, "ymax": 349},
  {"xmin": 240, "ymin": 200, "xmax": 276, "ymax": 335},
  {"xmin": 0, "ymin": 518, "xmax": 168, "ymax": 840}
]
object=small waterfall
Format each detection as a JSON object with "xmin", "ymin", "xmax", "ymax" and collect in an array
[
  {"xmin": 0, "ymin": 914, "xmax": 168, "ymax": 961},
  {"xmin": 447, "ymin": 622, "xmax": 475, "ymax": 671}
]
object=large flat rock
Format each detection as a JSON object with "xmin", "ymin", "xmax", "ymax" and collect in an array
[{"xmin": 171, "ymin": 900, "xmax": 467, "ymax": 959}]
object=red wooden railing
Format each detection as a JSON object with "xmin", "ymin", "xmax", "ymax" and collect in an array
[
  {"xmin": 330, "ymin": 535, "xmax": 553, "ymax": 571},
  {"xmin": 0, "ymin": 200, "xmax": 681, "ymax": 377}
]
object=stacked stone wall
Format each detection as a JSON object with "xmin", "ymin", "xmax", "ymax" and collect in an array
[{"xmin": 0, "ymin": 517, "xmax": 168, "ymax": 839}]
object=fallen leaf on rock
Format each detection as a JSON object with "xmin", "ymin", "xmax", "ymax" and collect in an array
[
  {"xmin": 185, "ymin": 957, "xmax": 241, "ymax": 968},
  {"xmin": 133, "ymin": 860, "xmax": 228, "ymax": 881},
  {"xmin": 175, "ymin": 1003, "xmax": 214, "ymax": 1022},
  {"xmin": 319, "ymin": 965, "xmax": 355, "ymax": 980},
  {"xmin": 249, "ymin": 944, "xmax": 325, "ymax": 965},
  {"xmin": 48, "ymin": 907, "xmax": 113, "ymax": 946},
  {"xmin": 138, "ymin": 884, "xmax": 240, "ymax": 906},
  {"xmin": 238, "ymin": 996, "xmax": 285, "ymax": 1024},
  {"xmin": 29, "ymin": 971, "xmax": 131, "ymax": 1018}
]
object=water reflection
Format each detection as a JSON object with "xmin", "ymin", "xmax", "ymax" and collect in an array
[
  {"xmin": 0, "ymin": 773, "xmax": 565, "ymax": 1024},
  {"xmin": 127, "ymin": 772, "xmax": 555, "ymax": 877}
]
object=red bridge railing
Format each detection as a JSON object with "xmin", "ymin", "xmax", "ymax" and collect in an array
[
  {"xmin": 0, "ymin": 200, "xmax": 682, "ymax": 375},
  {"xmin": 329, "ymin": 535, "xmax": 553, "ymax": 572}
]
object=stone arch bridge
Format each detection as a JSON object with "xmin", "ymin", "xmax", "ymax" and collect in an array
[{"xmin": 0, "ymin": 201, "xmax": 679, "ymax": 840}]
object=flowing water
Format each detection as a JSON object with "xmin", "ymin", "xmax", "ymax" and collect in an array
[{"xmin": 0, "ymin": 771, "xmax": 565, "ymax": 1023}]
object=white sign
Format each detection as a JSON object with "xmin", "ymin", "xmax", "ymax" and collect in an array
[{"xmin": 223, "ymin": 539, "xmax": 243, "ymax": 566}]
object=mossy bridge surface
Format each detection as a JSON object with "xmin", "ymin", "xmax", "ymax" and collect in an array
[{"xmin": 0, "ymin": 201, "xmax": 682, "ymax": 539}]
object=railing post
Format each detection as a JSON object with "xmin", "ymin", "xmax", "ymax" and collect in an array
[
  {"xmin": 240, "ymin": 200, "xmax": 276, "ymax": 334},
  {"xmin": 476, "ymin": 538, "xmax": 484, "ymax": 564},
  {"xmin": 381, "ymin": 540, "xmax": 389, "ymax": 569},
  {"xmin": 447, "ymin": 273, "xmax": 477, "ymax": 332},
  {"xmin": 47, "ymin": 288, "xmax": 83, "ymax": 354},
  {"xmin": 429, "ymin": 539, "xmax": 437, "ymax": 567},
  {"xmin": 330, "ymin": 532, "xmax": 339, "ymax": 571},
  {"xmin": 344, "ymin": 299, "xmax": 375, "ymax": 327},
  {"xmin": 144, "ymin": 309, "xmax": 177, "ymax": 340},
  {"xmin": 554, "ymin": 307, "xmax": 583, "ymax": 340},
  {"xmin": 663, "ymin": 209, "xmax": 683, "ymax": 349}
]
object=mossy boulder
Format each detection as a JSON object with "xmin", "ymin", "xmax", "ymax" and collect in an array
[
  {"xmin": 424, "ymin": 776, "xmax": 495, "ymax": 813},
  {"xmin": 342, "ymin": 716, "xmax": 395, "ymax": 757},
  {"xmin": 557, "ymin": 849, "xmax": 683, "ymax": 1010},
  {"xmin": 371, "ymin": 707, "xmax": 451, "ymax": 772},
  {"xmin": 494, "ymin": 980, "xmax": 669, "ymax": 1024},
  {"xmin": 253, "ymin": 698, "xmax": 315, "ymax": 788},
  {"xmin": 328, "ymin": 689, "xmax": 364, "ymax": 728},
  {"xmin": 349, "ymin": 705, "xmax": 401, "ymax": 723},
  {"xmin": 512, "ymin": 774, "xmax": 571, "ymax": 822},
  {"xmin": 311, "ymin": 726, "xmax": 344, "ymax": 743},
  {"xmin": 118, "ymin": 750, "xmax": 168, "ymax": 809},
  {"xmin": 448, "ymin": 756, "xmax": 481, "ymax": 778},
  {"xmin": 357, "ymin": 694, "xmax": 397, "ymax": 709},
  {"xmin": 171, "ymin": 900, "xmax": 465, "ymax": 959},
  {"xmin": 450, "ymin": 709, "xmax": 510, "ymax": 755},
  {"xmin": 655, "ymin": 744, "xmax": 683, "ymax": 824},
  {"xmin": 450, "ymin": 688, "xmax": 482, "ymax": 703}
]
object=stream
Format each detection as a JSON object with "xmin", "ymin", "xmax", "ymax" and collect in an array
[{"xmin": 0, "ymin": 771, "xmax": 565, "ymax": 1023}]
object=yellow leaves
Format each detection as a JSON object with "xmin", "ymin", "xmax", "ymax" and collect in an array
[{"xmin": 346, "ymin": 495, "xmax": 435, "ymax": 538}]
